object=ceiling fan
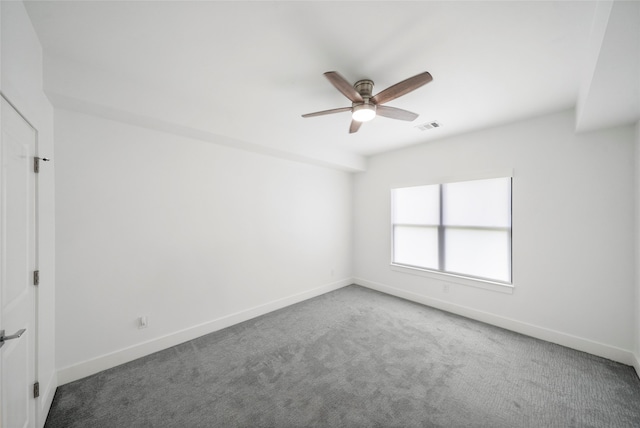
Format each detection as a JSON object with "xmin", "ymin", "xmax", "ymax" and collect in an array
[{"xmin": 302, "ymin": 71, "xmax": 433, "ymax": 133}]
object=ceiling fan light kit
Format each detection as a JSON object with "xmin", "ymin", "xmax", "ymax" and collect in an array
[
  {"xmin": 302, "ymin": 71, "xmax": 433, "ymax": 133},
  {"xmin": 352, "ymin": 103, "xmax": 376, "ymax": 122}
]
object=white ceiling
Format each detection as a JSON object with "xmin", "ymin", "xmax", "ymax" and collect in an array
[{"xmin": 23, "ymin": 0, "xmax": 640, "ymax": 171}]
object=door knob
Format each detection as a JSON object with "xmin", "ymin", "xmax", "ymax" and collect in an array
[{"xmin": 0, "ymin": 328, "xmax": 26, "ymax": 349}]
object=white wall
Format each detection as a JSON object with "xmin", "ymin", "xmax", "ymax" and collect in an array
[
  {"xmin": 354, "ymin": 109, "xmax": 637, "ymax": 365},
  {"xmin": 54, "ymin": 109, "xmax": 353, "ymax": 383},
  {"xmin": 1, "ymin": 1, "xmax": 57, "ymax": 426}
]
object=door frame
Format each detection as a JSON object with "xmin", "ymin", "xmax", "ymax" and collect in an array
[{"xmin": 0, "ymin": 91, "xmax": 41, "ymax": 427}]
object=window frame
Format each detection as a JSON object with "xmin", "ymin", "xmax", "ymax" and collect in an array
[{"xmin": 390, "ymin": 171, "xmax": 513, "ymax": 292}]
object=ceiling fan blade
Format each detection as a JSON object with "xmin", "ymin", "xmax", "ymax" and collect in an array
[
  {"xmin": 324, "ymin": 71, "xmax": 364, "ymax": 103},
  {"xmin": 302, "ymin": 106, "xmax": 352, "ymax": 118},
  {"xmin": 349, "ymin": 120, "xmax": 362, "ymax": 134},
  {"xmin": 371, "ymin": 71, "xmax": 433, "ymax": 105},
  {"xmin": 376, "ymin": 105, "xmax": 419, "ymax": 121}
]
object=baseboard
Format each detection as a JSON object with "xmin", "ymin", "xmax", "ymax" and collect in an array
[
  {"xmin": 633, "ymin": 352, "xmax": 640, "ymax": 379},
  {"xmin": 57, "ymin": 279, "xmax": 352, "ymax": 385},
  {"xmin": 355, "ymin": 277, "xmax": 637, "ymax": 366},
  {"xmin": 37, "ymin": 371, "xmax": 57, "ymax": 428}
]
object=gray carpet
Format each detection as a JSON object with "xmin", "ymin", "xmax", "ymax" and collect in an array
[{"xmin": 45, "ymin": 285, "xmax": 640, "ymax": 427}]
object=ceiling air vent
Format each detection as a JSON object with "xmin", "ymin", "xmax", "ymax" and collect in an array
[{"xmin": 416, "ymin": 121, "xmax": 441, "ymax": 131}]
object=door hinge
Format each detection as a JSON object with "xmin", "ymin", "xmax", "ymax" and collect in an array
[
  {"xmin": 33, "ymin": 381, "xmax": 40, "ymax": 398},
  {"xmin": 33, "ymin": 270, "xmax": 40, "ymax": 286},
  {"xmin": 33, "ymin": 157, "xmax": 50, "ymax": 173}
]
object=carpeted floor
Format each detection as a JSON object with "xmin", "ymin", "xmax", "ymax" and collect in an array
[{"xmin": 45, "ymin": 285, "xmax": 640, "ymax": 427}]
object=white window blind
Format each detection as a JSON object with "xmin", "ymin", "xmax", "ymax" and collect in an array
[{"xmin": 392, "ymin": 176, "xmax": 512, "ymax": 284}]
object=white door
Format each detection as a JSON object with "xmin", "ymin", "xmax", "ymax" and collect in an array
[{"xmin": 0, "ymin": 96, "xmax": 37, "ymax": 428}]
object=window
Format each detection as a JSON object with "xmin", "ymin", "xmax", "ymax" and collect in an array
[{"xmin": 391, "ymin": 176, "xmax": 512, "ymax": 284}]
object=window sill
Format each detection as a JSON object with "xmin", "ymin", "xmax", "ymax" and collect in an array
[{"xmin": 390, "ymin": 264, "xmax": 514, "ymax": 294}]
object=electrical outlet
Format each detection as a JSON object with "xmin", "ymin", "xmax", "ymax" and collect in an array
[{"xmin": 138, "ymin": 316, "xmax": 148, "ymax": 329}]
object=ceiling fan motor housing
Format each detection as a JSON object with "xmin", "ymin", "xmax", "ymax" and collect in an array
[{"xmin": 354, "ymin": 80, "xmax": 374, "ymax": 98}]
